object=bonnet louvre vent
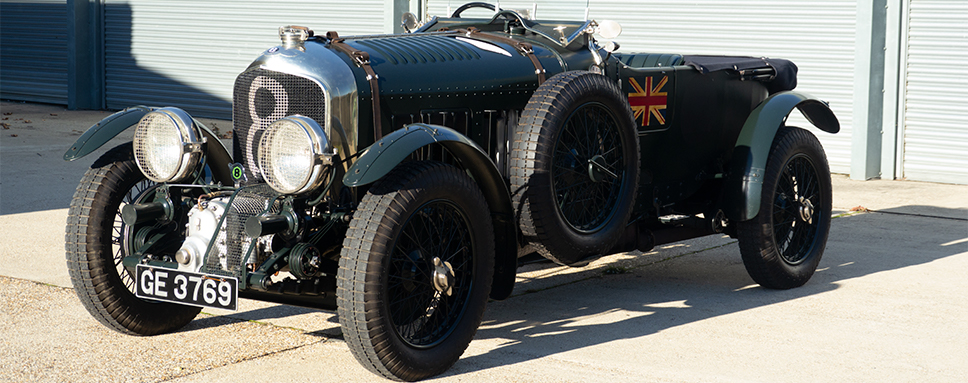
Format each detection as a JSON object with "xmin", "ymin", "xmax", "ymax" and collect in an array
[{"xmin": 355, "ymin": 36, "xmax": 482, "ymax": 65}]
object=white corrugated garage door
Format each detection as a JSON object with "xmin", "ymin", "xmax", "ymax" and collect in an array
[
  {"xmin": 899, "ymin": 0, "xmax": 968, "ymax": 184},
  {"xmin": 103, "ymin": 0, "xmax": 384, "ymax": 119},
  {"xmin": 426, "ymin": 0, "xmax": 856, "ymax": 174}
]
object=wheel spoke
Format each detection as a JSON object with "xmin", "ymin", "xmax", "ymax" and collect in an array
[
  {"xmin": 555, "ymin": 166, "xmax": 586, "ymax": 178},
  {"xmin": 770, "ymin": 154, "xmax": 823, "ymax": 264},
  {"xmin": 551, "ymin": 102, "xmax": 624, "ymax": 232},
  {"xmin": 110, "ymin": 179, "xmax": 158, "ymax": 294},
  {"xmin": 387, "ymin": 199, "xmax": 475, "ymax": 347},
  {"xmin": 388, "ymin": 274, "xmax": 433, "ymax": 287}
]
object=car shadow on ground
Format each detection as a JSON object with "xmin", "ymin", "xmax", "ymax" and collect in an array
[
  {"xmin": 438, "ymin": 207, "xmax": 967, "ymax": 377},
  {"xmin": 170, "ymin": 206, "xmax": 967, "ymax": 375}
]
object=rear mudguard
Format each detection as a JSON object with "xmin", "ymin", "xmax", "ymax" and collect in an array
[
  {"xmin": 63, "ymin": 106, "xmax": 234, "ymax": 185},
  {"xmin": 724, "ymin": 91, "xmax": 840, "ymax": 222},
  {"xmin": 343, "ymin": 123, "xmax": 517, "ymax": 300}
]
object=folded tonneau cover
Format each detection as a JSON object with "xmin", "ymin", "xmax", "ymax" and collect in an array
[{"xmin": 683, "ymin": 55, "xmax": 798, "ymax": 93}]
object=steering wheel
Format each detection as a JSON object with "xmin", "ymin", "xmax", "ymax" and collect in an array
[{"xmin": 451, "ymin": 2, "xmax": 500, "ymax": 18}]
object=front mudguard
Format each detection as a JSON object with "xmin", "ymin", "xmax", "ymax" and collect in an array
[
  {"xmin": 343, "ymin": 123, "xmax": 517, "ymax": 300},
  {"xmin": 724, "ymin": 91, "xmax": 839, "ymax": 222},
  {"xmin": 64, "ymin": 106, "xmax": 234, "ymax": 185}
]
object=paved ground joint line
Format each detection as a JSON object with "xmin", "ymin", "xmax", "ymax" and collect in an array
[
  {"xmin": 866, "ymin": 209, "xmax": 968, "ymax": 222},
  {"xmin": 156, "ymin": 338, "xmax": 331, "ymax": 382}
]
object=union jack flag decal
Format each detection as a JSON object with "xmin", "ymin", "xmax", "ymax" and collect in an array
[{"xmin": 627, "ymin": 76, "xmax": 669, "ymax": 127}]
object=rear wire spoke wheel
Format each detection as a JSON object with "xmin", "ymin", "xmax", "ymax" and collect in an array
[
  {"xmin": 338, "ymin": 161, "xmax": 494, "ymax": 381},
  {"xmin": 737, "ymin": 127, "xmax": 832, "ymax": 289},
  {"xmin": 510, "ymin": 71, "xmax": 639, "ymax": 265},
  {"xmin": 66, "ymin": 143, "xmax": 201, "ymax": 335}
]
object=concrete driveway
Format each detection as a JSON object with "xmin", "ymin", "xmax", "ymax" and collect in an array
[{"xmin": 1, "ymin": 101, "xmax": 966, "ymax": 382}]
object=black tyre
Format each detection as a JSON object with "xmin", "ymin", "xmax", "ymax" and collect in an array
[
  {"xmin": 65, "ymin": 143, "xmax": 200, "ymax": 335},
  {"xmin": 737, "ymin": 127, "xmax": 832, "ymax": 289},
  {"xmin": 337, "ymin": 161, "xmax": 494, "ymax": 381},
  {"xmin": 510, "ymin": 71, "xmax": 640, "ymax": 265}
]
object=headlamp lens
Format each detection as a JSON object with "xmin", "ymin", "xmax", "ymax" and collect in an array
[
  {"xmin": 133, "ymin": 108, "xmax": 203, "ymax": 182},
  {"xmin": 258, "ymin": 116, "xmax": 331, "ymax": 194}
]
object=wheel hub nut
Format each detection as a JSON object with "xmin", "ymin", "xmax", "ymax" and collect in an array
[
  {"xmin": 587, "ymin": 155, "xmax": 618, "ymax": 183},
  {"xmin": 798, "ymin": 197, "xmax": 815, "ymax": 224},
  {"xmin": 432, "ymin": 257, "xmax": 455, "ymax": 296}
]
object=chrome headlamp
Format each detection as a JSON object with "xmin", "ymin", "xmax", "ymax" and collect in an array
[
  {"xmin": 133, "ymin": 107, "xmax": 205, "ymax": 182},
  {"xmin": 258, "ymin": 116, "xmax": 334, "ymax": 195}
]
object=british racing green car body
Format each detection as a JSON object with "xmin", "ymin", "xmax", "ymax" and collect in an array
[{"xmin": 65, "ymin": 4, "xmax": 838, "ymax": 381}]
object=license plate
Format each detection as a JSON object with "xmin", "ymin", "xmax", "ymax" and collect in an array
[{"xmin": 135, "ymin": 265, "xmax": 238, "ymax": 311}]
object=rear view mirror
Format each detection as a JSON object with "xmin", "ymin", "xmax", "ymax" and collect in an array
[
  {"xmin": 402, "ymin": 12, "xmax": 418, "ymax": 33},
  {"xmin": 597, "ymin": 20, "xmax": 622, "ymax": 39}
]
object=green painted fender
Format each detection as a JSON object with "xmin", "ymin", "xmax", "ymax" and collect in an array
[
  {"xmin": 63, "ymin": 106, "xmax": 234, "ymax": 185},
  {"xmin": 64, "ymin": 106, "xmax": 152, "ymax": 161},
  {"xmin": 724, "ymin": 91, "xmax": 840, "ymax": 222},
  {"xmin": 343, "ymin": 123, "xmax": 517, "ymax": 300}
]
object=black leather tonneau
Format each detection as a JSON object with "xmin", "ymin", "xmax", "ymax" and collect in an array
[{"xmin": 682, "ymin": 55, "xmax": 798, "ymax": 93}]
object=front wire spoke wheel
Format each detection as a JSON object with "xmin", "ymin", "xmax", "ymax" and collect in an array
[
  {"xmin": 337, "ymin": 161, "xmax": 494, "ymax": 381},
  {"xmin": 66, "ymin": 143, "xmax": 200, "ymax": 336},
  {"xmin": 388, "ymin": 200, "xmax": 473, "ymax": 347},
  {"xmin": 114, "ymin": 179, "xmax": 157, "ymax": 292}
]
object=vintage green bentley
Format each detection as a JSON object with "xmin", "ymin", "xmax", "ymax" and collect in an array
[{"xmin": 64, "ymin": 3, "xmax": 839, "ymax": 381}]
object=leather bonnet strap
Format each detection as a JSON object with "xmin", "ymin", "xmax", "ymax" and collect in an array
[
  {"xmin": 458, "ymin": 27, "xmax": 547, "ymax": 84},
  {"xmin": 327, "ymin": 31, "xmax": 383, "ymax": 141}
]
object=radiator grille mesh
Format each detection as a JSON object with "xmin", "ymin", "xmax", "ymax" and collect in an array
[{"xmin": 233, "ymin": 69, "xmax": 325, "ymax": 183}]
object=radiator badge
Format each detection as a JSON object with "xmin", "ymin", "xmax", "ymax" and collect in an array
[{"xmin": 229, "ymin": 163, "xmax": 247, "ymax": 187}]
